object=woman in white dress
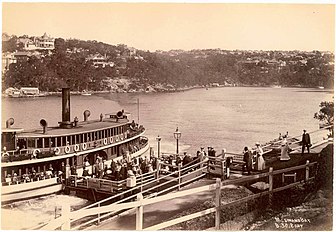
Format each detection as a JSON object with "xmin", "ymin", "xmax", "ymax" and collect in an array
[
  {"xmin": 255, "ymin": 142, "xmax": 266, "ymax": 170},
  {"xmin": 280, "ymin": 140, "xmax": 290, "ymax": 161}
]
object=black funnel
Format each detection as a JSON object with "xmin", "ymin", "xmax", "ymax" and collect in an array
[{"xmin": 59, "ymin": 88, "xmax": 73, "ymax": 128}]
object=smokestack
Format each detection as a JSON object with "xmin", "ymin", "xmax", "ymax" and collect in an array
[{"xmin": 59, "ymin": 88, "xmax": 73, "ymax": 128}]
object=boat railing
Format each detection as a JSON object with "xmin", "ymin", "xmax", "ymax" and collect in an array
[
  {"xmin": 42, "ymin": 159, "xmax": 208, "ymax": 230},
  {"xmin": 2, "ymin": 172, "xmax": 60, "ymax": 186},
  {"xmin": 1, "ymin": 130, "xmax": 146, "ymax": 163},
  {"xmin": 68, "ymin": 169, "xmax": 158, "ymax": 194}
]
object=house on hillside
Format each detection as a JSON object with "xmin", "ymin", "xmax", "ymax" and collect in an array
[
  {"xmin": 13, "ymin": 51, "xmax": 32, "ymax": 62},
  {"xmin": 2, "ymin": 52, "xmax": 17, "ymax": 72},
  {"xmin": 17, "ymin": 33, "xmax": 55, "ymax": 50},
  {"xmin": 86, "ymin": 54, "xmax": 115, "ymax": 68}
]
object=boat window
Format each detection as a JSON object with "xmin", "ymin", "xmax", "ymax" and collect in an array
[
  {"xmin": 37, "ymin": 138, "xmax": 42, "ymax": 148},
  {"xmin": 70, "ymin": 135, "xmax": 73, "ymax": 145},
  {"xmin": 56, "ymin": 137, "xmax": 61, "ymax": 147},
  {"xmin": 50, "ymin": 137, "xmax": 55, "ymax": 147},
  {"xmin": 67, "ymin": 136, "xmax": 70, "ymax": 145},
  {"xmin": 76, "ymin": 134, "xmax": 80, "ymax": 144},
  {"xmin": 61, "ymin": 136, "xmax": 66, "ymax": 146},
  {"xmin": 83, "ymin": 134, "xmax": 87, "ymax": 143},
  {"xmin": 45, "ymin": 138, "xmax": 50, "ymax": 148},
  {"xmin": 17, "ymin": 138, "xmax": 27, "ymax": 150}
]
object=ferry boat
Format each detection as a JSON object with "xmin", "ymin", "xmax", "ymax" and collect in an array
[
  {"xmin": 5, "ymin": 87, "xmax": 47, "ymax": 98},
  {"xmin": 1, "ymin": 88, "xmax": 149, "ymax": 203}
]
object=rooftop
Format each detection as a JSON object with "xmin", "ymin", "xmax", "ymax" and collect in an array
[{"xmin": 15, "ymin": 117, "xmax": 130, "ymax": 138}]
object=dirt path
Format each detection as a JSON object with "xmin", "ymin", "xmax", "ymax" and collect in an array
[{"xmin": 247, "ymin": 189, "xmax": 332, "ymax": 231}]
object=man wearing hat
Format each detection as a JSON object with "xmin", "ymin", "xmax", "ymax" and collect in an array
[
  {"xmin": 301, "ymin": 129, "xmax": 311, "ymax": 154},
  {"xmin": 243, "ymin": 147, "xmax": 253, "ymax": 175}
]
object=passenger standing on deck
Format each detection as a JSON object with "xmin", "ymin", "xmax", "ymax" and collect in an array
[
  {"xmin": 125, "ymin": 151, "xmax": 132, "ymax": 165},
  {"xmin": 93, "ymin": 158, "xmax": 99, "ymax": 177},
  {"xmin": 255, "ymin": 142, "xmax": 265, "ymax": 170},
  {"xmin": 115, "ymin": 161, "xmax": 122, "ymax": 180},
  {"xmin": 98, "ymin": 155, "xmax": 104, "ymax": 178},
  {"xmin": 200, "ymin": 147, "xmax": 207, "ymax": 158},
  {"xmin": 280, "ymin": 140, "xmax": 290, "ymax": 161},
  {"xmin": 243, "ymin": 147, "xmax": 252, "ymax": 175},
  {"xmin": 301, "ymin": 129, "xmax": 311, "ymax": 154},
  {"xmin": 83, "ymin": 158, "xmax": 90, "ymax": 177}
]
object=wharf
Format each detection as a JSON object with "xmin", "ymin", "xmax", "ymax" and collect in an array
[
  {"xmin": 87, "ymin": 141, "xmax": 331, "ymax": 231},
  {"xmin": 39, "ymin": 131, "xmax": 332, "ymax": 231}
]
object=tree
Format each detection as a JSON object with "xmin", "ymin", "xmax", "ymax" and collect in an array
[{"xmin": 314, "ymin": 101, "xmax": 334, "ymax": 137}]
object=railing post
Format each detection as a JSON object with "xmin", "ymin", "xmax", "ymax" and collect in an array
[
  {"xmin": 305, "ymin": 160, "xmax": 310, "ymax": 182},
  {"xmin": 178, "ymin": 163, "xmax": 182, "ymax": 191},
  {"xmin": 215, "ymin": 178, "xmax": 221, "ymax": 230},
  {"xmin": 136, "ymin": 193, "xmax": 143, "ymax": 230},
  {"xmin": 221, "ymin": 160, "xmax": 225, "ymax": 180},
  {"xmin": 97, "ymin": 203, "xmax": 101, "ymax": 224},
  {"xmin": 156, "ymin": 161, "xmax": 160, "ymax": 180},
  {"xmin": 268, "ymin": 167, "xmax": 273, "ymax": 210},
  {"xmin": 74, "ymin": 175, "xmax": 77, "ymax": 187},
  {"xmin": 141, "ymin": 174, "xmax": 143, "ymax": 193},
  {"xmin": 61, "ymin": 203, "xmax": 70, "ymax": 230}
]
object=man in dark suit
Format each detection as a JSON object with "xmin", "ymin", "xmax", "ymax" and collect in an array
[{"xmin": 301, "ymin": 129, "xmax": 311, "ymax": 154}]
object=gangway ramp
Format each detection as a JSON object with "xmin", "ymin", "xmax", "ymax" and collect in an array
[{"xmin": 41, "ymin": 159, "xmax": 207, "ymax": 230}]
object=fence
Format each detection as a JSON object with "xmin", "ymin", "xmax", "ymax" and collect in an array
[{"xmin": 41, "ymin": 159, "xmax": 317, "ymax": 230}]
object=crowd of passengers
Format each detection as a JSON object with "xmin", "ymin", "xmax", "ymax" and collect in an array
[
  {"xmin": 2, "ymin": 146, "xmax": 217, "ymax": 185},
  {"xmin": 80, "ymin": 146, "xmax": 215, "ymax": 181},
  {"xmin": 2, "ymin": 163, "xmax": 64, "ymax": 185}
]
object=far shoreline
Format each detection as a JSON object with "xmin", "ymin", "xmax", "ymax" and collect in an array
[{"xmin": 3, "ymin": 85, "xmax": 333, "ymax": 98}]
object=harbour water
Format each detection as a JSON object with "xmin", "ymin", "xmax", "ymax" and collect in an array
[
  {"xmin": 1, "ymin": 87, "xmax": 333, "ymax": 229},
  {"xmin": 2, "ymin": 87, "xmax": 333, "ymax": 153}
]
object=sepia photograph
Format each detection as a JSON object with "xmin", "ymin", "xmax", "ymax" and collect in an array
[{"xmin": 1, "ymin": 1, "xmax": 334, "ymax": 230}]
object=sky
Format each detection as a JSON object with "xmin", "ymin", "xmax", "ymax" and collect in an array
[{"xmin": 2, "ymin": 2, "xmax": 335, "ymax": 52}]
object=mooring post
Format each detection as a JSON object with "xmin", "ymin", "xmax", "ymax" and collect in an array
[
  {"xmin": 305, "ymin": 160, "xmax": 310, "ymax": 182},
  {"xmin": 215, "ymin": 178, "xmax": 221, "ymax": 230},
  {"xmin": 61, "ymin": 203, "xmax": 70, "ymax": 230},
  {"xmin": 268, "ymin": 167, "xmax": 273, "ymax": 210},
  {"xmin": 136, "ymin": 193, "xmax": 143, "ymax": 230},
  {"xmin": 178, "ymin": 163, "xmax": 182, "ymax": 191}
]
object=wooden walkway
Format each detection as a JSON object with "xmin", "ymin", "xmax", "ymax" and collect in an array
[{"xmin": 37, "ymin": 130, "xmax": 332, "ymax": 230}]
